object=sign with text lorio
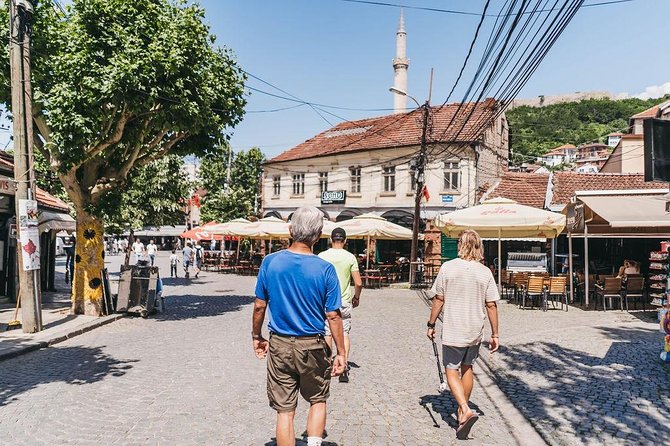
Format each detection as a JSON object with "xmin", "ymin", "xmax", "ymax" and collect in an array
[
  {"xmin": 565, "ymin": 201, "xmax": 584, "ymax": 233},
  {"xmin": 321, "ymin": 190, "xmax": 346, "ymax": 205}
]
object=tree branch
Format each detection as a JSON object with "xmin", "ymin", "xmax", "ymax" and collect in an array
[
  {"xmin": 134, "ymin": 131, "xmax": 188, "ymax": 168},
  {"xmin": 80, "ymin": 105, "xmax": 130, "ymax": 166}
]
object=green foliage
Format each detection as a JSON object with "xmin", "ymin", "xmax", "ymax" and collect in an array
[
  {"xmin": 507, "ymin": 96, "xmax": 670, "ymax": 160},
  {"xmin": 199, "ymin": 146, "xmax": 265, "ymax": 222},
  {"xmin": 97, "ymin": 155, "xmax": 191, "ymax": 233},
  {"xmin": 0, "ymin": 0, "xmax": 246, "ymax": 214}
]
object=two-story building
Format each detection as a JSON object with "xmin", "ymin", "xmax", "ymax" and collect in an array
[
  {"xmin": 537, "ymin": 143, "xmax": 576, "ymax": 167},
  {"xmin": 262, "ymin": 99, "xmax": 509, "ymax": 261},
  {"xmin": 573, "ymin": 143, "xmax": 611, "ymax": 172}
]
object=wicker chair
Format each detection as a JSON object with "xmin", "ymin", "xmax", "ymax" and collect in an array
[
  {"xmin": 521, "ymin": 276, "xmax": 545, "ymax": 310},
  {"xmin": 623, "ymin": 277, "xmax": 645, "ymax": 311},
  {"xmin": 546, "ymin": 276, "xmax": 568, "ymax": 311}
]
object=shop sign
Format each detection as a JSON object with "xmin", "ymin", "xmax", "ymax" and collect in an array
[
  {"xmin": 0, "ymin": 175, "xmax": 14, "ymax": 195},
  {"xmin": 321, "ymin": 190, "xmax": 346, "ymax": 205},
  {"xmin": 442, "ymin": 195, "xmax": 454, "ymax": 203},
  {"xmin": 566, "ymin": 202, "xmax": 584, "ymax": 233}
]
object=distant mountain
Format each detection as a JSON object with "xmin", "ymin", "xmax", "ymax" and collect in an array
[{"xmin": 506, "ymin": 95, "xmax": 670, "ymax": 162}]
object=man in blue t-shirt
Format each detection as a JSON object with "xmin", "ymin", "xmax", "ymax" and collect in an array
[{"xmin": 252, "ymin": 206, "xmax": 345, "ymax": 446}]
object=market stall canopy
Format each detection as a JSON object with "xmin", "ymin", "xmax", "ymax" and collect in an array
[
  {"xmin": 208, "ymin": 218, "xmax": 251, "ymax": 236},
  {"xmin": 434, "ymin": 198, "xmax": 566, "ymax": 238},
  {"xmin": 227, "ymin": 216, "xmax": 290, "ymax": 239},
  {"xmin": 39, "ymin": 210, "xmax": 75, "ymax": 233},
  {"xmin": 180, "ymin": 221, "xmax": 226, "ymax": 241},
  {"xmin": 335, "ymin": 213, "xmax": 415, "ymax": 240},
  {"xmin": 577, "ymin": 194, "xmax": 670, "ymax": 229}
]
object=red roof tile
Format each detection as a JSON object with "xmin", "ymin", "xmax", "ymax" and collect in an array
[
  {"xmin": 551, "ymin": 172, "xmax": 667, "ymax": 207},
  {"xmin": 486, "ymin": 172, "xmax": 549, "ymax": 209},
  {"xmin": 268, "ymin": 99, "xmax": 500, "ymax": 163},
  {"xmin": 630, "ymin": 100, "xmax": 670, "ymax": 119},
  {"xmin": 36, "ymin": 188, "xmax": 70, "ymax": 212}
]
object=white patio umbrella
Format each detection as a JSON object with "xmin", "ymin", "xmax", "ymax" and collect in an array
[
  {"xmin": 434, "ymin": 198, "xmax": 566, "ymax": 290},
  {"xmin": 336, "ymin": 213, "xmax": 415, "ymax": 268}
]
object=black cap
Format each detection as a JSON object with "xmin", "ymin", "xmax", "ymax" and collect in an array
[{"xmin": 331, "ymin": 227, "xmax": 347, "ymax": 241}]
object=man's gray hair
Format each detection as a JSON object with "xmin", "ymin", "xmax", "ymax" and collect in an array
[{"xmin": 290, "ymin": 206, "xmax": 324, "ymax": 245}]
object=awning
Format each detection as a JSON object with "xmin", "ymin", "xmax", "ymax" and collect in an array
[
  {"xmin": 39, "ymin": 210, "xmax": 75, "ymax": 233},
  {"xmin": 579, "ymin": 195, "xmax": 670, "ymax": 228}
]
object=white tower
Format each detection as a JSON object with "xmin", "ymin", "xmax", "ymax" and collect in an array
[{"xmin": 392, "ymin": 10, "xmax": 409, "ymax": 114}]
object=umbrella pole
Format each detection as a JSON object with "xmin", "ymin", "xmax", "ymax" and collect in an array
[
  {"xmin": 498, "ymin": 228, "xmax": 502, "ymax": 293},
  {"xmin": 584, "ymin": 225, "xmax": 589, "ymax": 308},
  {"xmin": 366, "ymin": 235, "xmax": 371, "ymax": 270},
  {"xmin": 569, "ymin": 232, "xmax": 574, "ymax": 303},
  {"xmin": 236, "ymin": 238, "xmax": 241, "ymax": 264},
  {"xmin": 269, "ymin": 238, "xmax": 272, "ymax": 254}
]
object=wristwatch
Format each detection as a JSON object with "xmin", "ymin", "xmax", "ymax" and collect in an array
[{"xmin": 427, "ymin": 321, "xmax": 436, "ymax": 329}]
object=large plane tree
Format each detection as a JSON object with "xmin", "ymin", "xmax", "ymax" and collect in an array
[{"xmin": 0, "ymin": 0, "xmax": 246, "ymax": 315}]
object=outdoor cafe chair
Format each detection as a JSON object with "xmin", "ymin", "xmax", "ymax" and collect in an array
[
  {"xmin": 511, "ymin": 272, "xmax": 529, "ymax": 303},
  {"xmin": 594, "ymin": 277, "xmax": 623, "ymax": 311},
  {"xmin": 576, "ymin": 274, "xmax": 596, "ymax": 305},
  {"xmin": 521, "ymin": 276, "xmax": 545, "ymax": 310},
  {"xmin": 623, "ymin": 276, "xmax": 646, "ymax": 312},
  {"xmin": 546, "ymin": 276, "xmax": 568, "ymax": 311}
]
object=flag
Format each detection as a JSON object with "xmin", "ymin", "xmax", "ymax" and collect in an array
[{"xmin": 422, "ymin": 185, "xmax": 430, "ymax": 201}]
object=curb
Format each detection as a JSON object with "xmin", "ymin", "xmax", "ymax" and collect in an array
[{"xmin": 0, "ymin": 313, "xmax": 126, "ymax": 362}]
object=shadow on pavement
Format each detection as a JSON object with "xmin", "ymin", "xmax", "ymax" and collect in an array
[
  {"xmin": 419, "ymin": 394, "xmax": 487, "ymax": 430},
  {"xmin": 490, "ymin": 325, "xmax": 669, "ymax": 444},
  {"xmin": 155, "ymin": 294, "xmax": 255, "ymax": 321},
  {"xmin": 0, "ymin": 346, "xmax": 137, "ymax": 407}
]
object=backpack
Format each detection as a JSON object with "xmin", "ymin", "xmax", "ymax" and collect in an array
[{"xmin": 195, "ymin": 247, "xmax": 203, "ymax": 260}]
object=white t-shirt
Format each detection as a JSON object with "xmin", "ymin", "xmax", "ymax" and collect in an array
[
  {"xmin": 132, "ymin": 241, "xmax": 144, "ymax": 254},
  {"xmin": 431, "ymin": 258, "xmax": 500, "ymax": 347},
  {"xmin": 146, "ymin": 244, "xmax": 158, "ymax": 255}
]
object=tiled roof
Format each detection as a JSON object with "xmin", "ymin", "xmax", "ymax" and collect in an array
[
  {"xmin": 36, "ymin": 188, "xmax": 70, "ymax": 212},
  {"xmin": 630, "ymin": 100, "xmax": 670, "ymax": 119},
  {"xmin": 551, "ymin": 172, "xmax": 667, "ymax": 207},
  {"xmin": 485, "ymin": 172, "xmax": 549, "ymax": 209},
  {"xmin": 543, "ymin": 144, "xmax": 576, "ymax": 156},
  {"xmin": 621, "ymin": 134, "xmax": 643, "ymax": 140},
  {"xmin": 268, "ymin": 99, "xmax": 500, "ymax": 163}
]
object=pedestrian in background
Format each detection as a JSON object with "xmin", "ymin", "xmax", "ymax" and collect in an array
[
  {"xmin": 426, "ymin": 229, "xmax": 500, "ymax": 440},
  {"xmin": 193, "ymin": 241, "xmax": 204, "ymax": 278},
  {"xmin": 132, "ymin": 238, "xmax": 145, "ymax": 264},
  {"xmin": 169, "ymin": 250, "xmax": 179, "ymax": 277},
  {"xmin": 318, "ymin": 227, "xmax": 363, "ymax": 383},
  {"xmin": 182, "ymin": 242, "xmax": 194, "ymax": 278},
  {"xmin": 252, "ymin": 206, "xmax": 345, "ymax": 446},
  {"xmin": 146, "ymin": 239, "xmax": 158, "ymax": 266}
]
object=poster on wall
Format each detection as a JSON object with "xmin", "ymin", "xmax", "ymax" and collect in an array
[
  {"xmin": 18, "ymin": 199, "xmax": 40, "ymax": 271},
  {"xmin": 20, "ymin": 227, "xmax": 40, "ymax": 271}
]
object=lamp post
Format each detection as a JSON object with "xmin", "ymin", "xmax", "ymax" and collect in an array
[{"xmin": 389, "ymin": 87, "xmax": 430, "ymax": 286}]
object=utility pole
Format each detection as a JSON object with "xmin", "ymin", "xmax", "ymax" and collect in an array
[
  {"xmin": 10, "ymin": 0, "xmax": 41, "ymax": 332},
  {"xmin": 410, "ymin": 101, "xmax": 429, "ymax": 285}
]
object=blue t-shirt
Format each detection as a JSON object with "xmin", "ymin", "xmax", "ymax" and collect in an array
[{"xmin": 255, "ymin": 250, "xmax": 342, "ymax": 336}]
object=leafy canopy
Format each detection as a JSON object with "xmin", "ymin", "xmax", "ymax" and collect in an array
[
  {"xmin": 199, "ymin": 146, "xmax": 265, "ymax": 223},
  {"xmin": 0, "ymin": 0, "xmax": 246, "ymax": 213}
]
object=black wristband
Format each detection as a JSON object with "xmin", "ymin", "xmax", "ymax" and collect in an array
[{"xmin": 427, "ymin": 321, "xmax": 436, "ymax": 329}]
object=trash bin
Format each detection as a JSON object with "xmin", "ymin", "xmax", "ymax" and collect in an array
[{"xmin": 116, "ymin": 264, "xmax": 159, "ymax": 318}]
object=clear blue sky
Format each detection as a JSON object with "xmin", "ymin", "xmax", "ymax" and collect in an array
[{"xmin": 203, "ymin": 0, "xmax": 670, "ymax": 159}]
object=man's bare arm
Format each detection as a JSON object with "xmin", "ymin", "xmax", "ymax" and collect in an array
[
  {"xmin": 252, "ymin": 298, "xmax": 269, "ymax": 359},
  {"xmin": 351, "ymin": 271, "xmax": 363, "ymax": 306},
  {"xmin": 426, "ymin": 294, "xmax": 444, "ymax": 339},
  {"xmin": 326, "ymin": 309, "xmax": 346, "ymax": 376},
  {"xmin": 485, "ymin": 301, "xmax": 500, "ymax": 352}
]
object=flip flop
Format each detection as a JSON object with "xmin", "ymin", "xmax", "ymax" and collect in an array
[{"xmin": 456, "ymin": 411, "xmax": 479, "ymax": 440}]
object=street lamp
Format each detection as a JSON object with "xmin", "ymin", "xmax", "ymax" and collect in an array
[{"xmin": 389, "ymin": 86, "xmax": 430, "ymax": 286}]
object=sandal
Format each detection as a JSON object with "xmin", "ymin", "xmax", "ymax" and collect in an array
[{"xmin": 456, "ymin": 411, "xmax": 479, "ymax": 440}]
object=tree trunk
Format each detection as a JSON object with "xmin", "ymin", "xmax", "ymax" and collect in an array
[{"xmin": 72, "ymin": 208, "xmax": 105, "ymax": 316}]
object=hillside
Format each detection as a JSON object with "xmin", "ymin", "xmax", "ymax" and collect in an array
[{"xmin": 506, "ymin": 95, "xmax": 670, "ymax": 162}]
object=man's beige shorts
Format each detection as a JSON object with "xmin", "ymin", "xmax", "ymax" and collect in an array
[
  {"xmin": 325, "ymin": 302, "xmax": 352, "ymax": 336},
  {"xmin": 267, "ymin": 333, "xmax": 332, "ymax": 412}
]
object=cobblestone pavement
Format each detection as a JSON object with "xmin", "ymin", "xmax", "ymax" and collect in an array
[
  {"xmin": 0, "ymin": 252, "xmax": 539, "ymax": 445},
  {"xmin": 477, "ymin": 296, "xmax": 670, "ymax": 446}
]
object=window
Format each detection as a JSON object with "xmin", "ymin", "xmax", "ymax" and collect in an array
[
  {"xmin": 383, "ymin": 166, "xmax": 396, "ymax": 192},
  {"xmin": 272, "ymin": 175, "xmax": 281, "ymax": 196},
  {"xmin": 350, "ymin": 167, "xmax": 361, "ymax": 193},
  {"xmin": 292, "ymin": 173, "xmax": 305, "ymax": 196},
  {"xmin": 444, "ymin": 160, "xmax": 460, "ymax": 190},
  {"xmin": 319, "ymin": 172, "xmax": 329, "ymax": 193}
]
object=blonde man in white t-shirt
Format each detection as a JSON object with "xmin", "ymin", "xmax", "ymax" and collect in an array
[{"xmin": 426, "ymin": 229, "xmax": 500, "ymax": 440}]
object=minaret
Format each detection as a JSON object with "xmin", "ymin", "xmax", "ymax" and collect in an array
[{"xmin": 392, "ymin": 9, "xmax": 409, "ymax": 114}]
